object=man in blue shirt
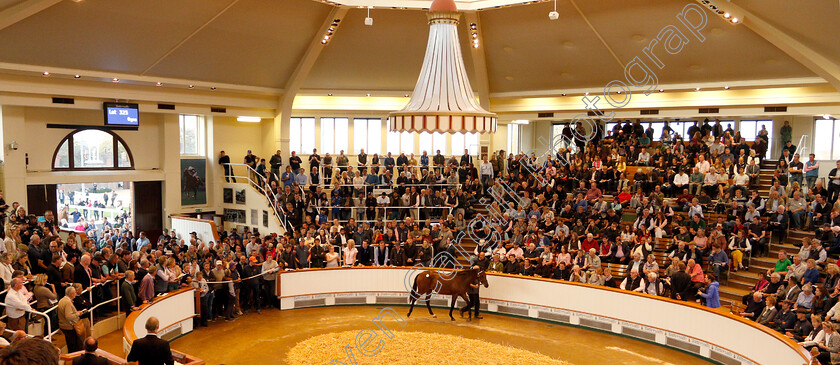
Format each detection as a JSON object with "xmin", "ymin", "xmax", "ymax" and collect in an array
[
  {"xmin": 708, "ymin": 245, "xmax": 730, "ymax": 281},
  {"xmin": 136, "ymin": 231, "xmax": 150, "ymax": 251},
  {"xmin": 804, "ymin": 153, "xmax": 820, "ymax": 190},
  {"xmin": 383, "ymin": 153, "xmax": 395, "ymax": 175},
  {"xmin": 281, "ymin": 166, "xmax": 295, "ymax": 187}
]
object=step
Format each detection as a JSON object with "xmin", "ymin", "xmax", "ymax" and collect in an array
[
  {"xmin": 719, "ymin": 286, "xmax": 750, "ymax": 303},
  {"xmin": 727, "ymin": 278, "xmax": 756, "ymax": 291}
]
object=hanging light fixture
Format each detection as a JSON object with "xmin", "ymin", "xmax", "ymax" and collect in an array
[{"xmin": 388, "ymin": 0, "xmax": 497, "ymax": 134}]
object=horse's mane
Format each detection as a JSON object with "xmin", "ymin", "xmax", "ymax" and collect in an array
[{"xmin": 454, "ymin": 268, "xmax": 480, "ymax": 276}]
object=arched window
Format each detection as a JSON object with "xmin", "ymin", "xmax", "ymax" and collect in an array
[{"xmin": 52, "ymin": 129, "xmax": 134, "ymax": 170}]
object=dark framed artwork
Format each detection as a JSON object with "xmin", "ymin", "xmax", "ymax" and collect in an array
[{"xmin": 223, "ymin": 188, "xmax": 233, "ymax": 204}]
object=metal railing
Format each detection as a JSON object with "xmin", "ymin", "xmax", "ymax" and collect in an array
[
  {"xmin": 794, "ymin": 134, "xmax": 809, "ymax": 157},
  {"xmin": 222, "ymin": 163, "xmax": 292, "ymax": 232},
  {"xmin": 0, "ymin": 279, "xmax": 121, "ymax": 342}
]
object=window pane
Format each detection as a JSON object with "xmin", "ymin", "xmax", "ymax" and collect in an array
[
  {"xmin": 180, "ymin": 115, "xmax": 199, "ymax": 155},
  {"xmin": 433, "ymin": 132, "xmax": 446, "ymax": 155},
  {"xmin": 466, "ymin": 132, "xmax": 479, "ymax": 156},
  {"xmin": 367, "ymin": 119, "xmax": 381, "ymax": 155},
  {"xmin": 648, "ymin": 122, "xmax": 664, "ymax": 141},
  {"xmin": 419, "ymin": 132, "xmax": 432, "ymax": 155},
  {"xmin": 451, "ymin": 133, "xmax": 465, "ymax": 155},
  {"xmin": 300, "ymin": 118, "xmax": 315, "ymax": 153},
  {"xmin": 73, "ymin": 130, "xmax": 114, "ymax": 168},
  {"xmin": 354, "ymin": 119, "xmax": 368, "ymax": 154},
  {"xmin": 118, "ymin": 142, "xmax": 130, "ymax": 167},
  {"xmin": 334, "ymin": 118, "xmax": 349, "ymax": 154},
  {"xmin": 321, "ymin": 118, "xmax": 335, "ymax": 154},
  {"xmin": 289, "ymin": 118, "xmax": 302, "ymax": 154},
  {"xmin": 814, "ymin": 119, "xmax": 833, "ymax": 160},
  {"xmin": 400, "ymin": 131, "xmax": 414, "ymax": 155},
  {"xmin": 739, "ymin": 121, "xmax": 758, "ymax": 141},
  {"xmin": 386, "ymin": 120, "xmax": 400, "ymax": 155},
  {"xmin": 507, "ymin": 124, "xmax": 519, "ymax": 155},
  {"xmin": 54, "ymin": 140, "xmax": 70, "ymax": 168}
]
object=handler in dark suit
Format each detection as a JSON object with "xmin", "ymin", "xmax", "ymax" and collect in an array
[
  {"xmin": 668, "ymin": 262, "xmax": 693, "ymax": 301},
  {"xmin": 126, "ymin": 317, "xmax": 174, "ymax": 365},
  {"xmin": 73, "ymin": 337, "xmax": 109, "ymax": 365}
]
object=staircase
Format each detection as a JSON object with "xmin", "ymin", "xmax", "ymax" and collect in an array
[{"xmin": 717, "ymin": 159, "xmax": 807, "ymax": 306}]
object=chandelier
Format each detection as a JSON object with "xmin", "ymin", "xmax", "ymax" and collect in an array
[{"xmin": 388, "ymin": 0, "xmax": 497, "ymax": 134}]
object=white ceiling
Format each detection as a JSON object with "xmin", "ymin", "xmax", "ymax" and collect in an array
[{"xmin": 0, "ymin": 0, "xmax": 835, "ymax": 95}]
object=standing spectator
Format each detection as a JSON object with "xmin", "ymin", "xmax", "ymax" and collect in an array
[
  {"xmin": 121, "ymin": 270, "xmax": 139, "ymax": 311},
  {"xmin": 790, "ymin": 153, "xmax": 805, "ymax": 189},
  {"xmin": 698, "ymin": 273, "xmax": 721, "ymax": 308},
  {"xmin": 241, "ymin": 257, "xmax": 262, "ymax": 314},
  {"xmin": 805, "ymin": 153, "xmax": 820, "ymax": 190},
  {"xmin": 780, "ymin": 120, "xmax": 792, "ymax": 146},
  {"xmin": 74, "ymin": 337, "xmax": 110, "ymax": 365},
  {"xmin": 4, "ymin": 278, "xmax": 31, "ymax": 331},
  {"xmin": 58, "ymin": 286, "xmax": 84, "ymax": 353},
  {"xmin": 191, "ymin": 271, "xmax": 210, "ymax": 327},
  {"xmin": 126, "ymin": 317, "xmax": 174, "ymax": 365},
  {"xmin": 218, "ymin": 151, "xmax": 235, "ymax": 183},
  {"xmin": 139, "ymin": 266, "xmax": 155, "ymax": 303},
  {"xmin": 269, "ymin": 150, "xmax": 283, "ymax": 180},
  {"xmin": 828, "ymin": 161, "xmax": 840, "ymax": 203},
  {"xmin": 288, "ymin": 151, "xmax": 302, "ymax": 173}
]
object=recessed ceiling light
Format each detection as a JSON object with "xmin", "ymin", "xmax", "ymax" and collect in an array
[
  {"xmin": 210, "ymin": 87, "xmax": 216, "ymax": 90},
  {"xmin": 561, "ymin": 93, "xmax": 566, "ymax": 96},
  {"xmin": 659, "ymin": 89, "xmax": 664, "ymax": 92},
  {"xmin": 156, "ymin": 82, "xmax": 162, "ymax": 86},
  {"xmin": 723, "ymin": 12, "xmax": 731, "ymax": 19},
  {"xmin": 366, "ymin": 93, "xmax": 371, "ymax": 97},
  {"xmin": 584, "ymin": 92, "xmax": 589, "ymax": 96},
  {"xmin": 321, "ymin": 40, "xmax": 327, "ymax": 44},
  {"xmin": 731, "ymin": 17, "xmax": 739, "ymax": 23},
  {"xmin": 42, "ymin": 72, "xmax": 49, "ymax": 76},
  {"xmin": 724, "ymin": 86, "xmax": 730, "ymax": 90},
  {"xmin": 404, "ymin": 94, "xmax": 409, "ymax": 97},
  {"xmin": 74, "ymin": 74, "xmax": 80, "ymax": 78},
  {"xmin": 188, "ymin": 85, "xmax": 194, "ymax": 89},
  {"xmin": 824, "ymin": 114, "xmax": 832, "ymax": 120},
  {"xmin": 328, "ymin": 93, "xmax": 333, "ymax": 96},
  {"xmin": 617, "ymin": 91, "xmax": 622, "ymax": 94},
  {"xmin": 237, "ymin": 116, "xmax": 261, "ymax": 123},
  {"xmin": 112, "ymin": 78, "xmax": 119, "ymax": 83},
  {"xmin": 695, "ymin": 87, "xmax": 701, "ymax": 91}
]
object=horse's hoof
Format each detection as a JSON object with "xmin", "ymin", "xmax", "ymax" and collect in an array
[
  {"xmin": 432, "ymin": 315, "xmax": 437, "ymax": 318},
  {"xmin": 450, "ymin": 317, "xmax": 455, "ymax": 321}
]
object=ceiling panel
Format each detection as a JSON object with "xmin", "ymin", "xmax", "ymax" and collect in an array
[
  {"xmin": 574, "ymin": 0, "xmax": 815, "ymax": 86},
  {"xmin": 737, "ymin": 0, "xmax": 840, "ymax": 62},
  {"xmin": 147, "ymin": 0, "xmax": 332, "ymax": 88},
  {"xmin": 0, "ymin": 0, "xmax": 236, "ymax": 74},
  {"xmin": 479, "ymin": 0, "xmax": 626, "ymax": 93}
]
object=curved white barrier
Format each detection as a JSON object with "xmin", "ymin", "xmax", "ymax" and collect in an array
[
  {"xmin": 278, "ymin": 268, "xmax": 809, "ymax": 365},
  {"xmin": 123, "ymin": 288, "xmax": 197, "ymax": 355}
]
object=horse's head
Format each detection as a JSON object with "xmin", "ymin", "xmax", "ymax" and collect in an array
[{"xmin": 473, "ymin": 266, "xmax": 489, "ymax": 288}]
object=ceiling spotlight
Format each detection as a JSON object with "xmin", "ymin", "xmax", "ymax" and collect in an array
[
  {"xmin": 549, "ymin": 0, "xmax": 559, "ymax": 20},
  {"xmin": 724, "ymin": 86, "xmax": 730, "ymax": 90},
  {"xmin": 210, "ymin": 86, "xmax": 216, "ymax": 90},
  {"xmin": 156, "ymin": 82, "xmax": 162, "ymax": 86},
  {"xmin": 824, "ymin": 114, "xmax": 832, "ymax": 120},
  {"xmin": 584, "ymin": 92, "xmax": 589, "ymax": 96},
  {"xmin": 188, "ymin": 85, "xmax": 194, "ymax": 89},
  {"xmin": 366, "ymin": 93, "xmax": 371, "ymax": 97},
  {"xmin": 659, "ymin": 89, "xmax": 664, "ymax": 92},
  {"xmin": 695, "ymin": 87, "xmax": 701, "ymax": 91},
  {"xmin": 42, "ymin": 71, "xmax": 49, "ymax": 76},
  {"xmin": 731, "ymin": 17, "xmax": 739, "ymax": 23},
  {"xmin": 321, "ymin": 40, "xmax": 327, "ymax": 44},
  {"xmin": 723, "ymin": 12, "xmax": 731, "ymax": 19},
  {"xmin": 328, "ymin": 93, "xmax": 333, "ymax": 96},
  {"xmin": 112, "ymin": 78, "xmax": 119, "ymax": 83},
  {"xmin": 74, "ymin": 74, "xmax": 81, "ymax": 78},
  {"xmin": 616, "ymin": 90, "xmax": 622, "ymax": 94},
  {"xmin": 365, "ymin": 7, "xmax": 373, "ymax": 26},
  {"xmin": 404, "ymin": 94, "xmax": 409, "ymax": 97},
  {"xmin": 561, "ymin": 93, "xmax": 566, "ymax": 96}
]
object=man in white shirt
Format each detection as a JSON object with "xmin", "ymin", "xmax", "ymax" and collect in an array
[
  {"xmin": 695, "ymin": 155, "xmax": 710, "ymax": 174},
  {"xmin": 730, "ymin": 169, "xmax": 750, "ymax": 196},
  {"xmin": 4, "ymin": 278, "xmax": 32, "ymax": 331},
  {"xmin": 480, "ymin": 157, "xmax": 494, "ymax": 188},
  {"xmin": 636, "ymin": 148, "xmax": 651, "ymax": 166},
  {"xmin": 376, "ymin": 193, "xmax": 391, "ymax": 220},
  {"xmin": 673, "ymin": 170, "xmax": 689, "ymax": 197}
]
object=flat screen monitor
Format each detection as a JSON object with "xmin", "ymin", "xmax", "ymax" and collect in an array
[{"xmin": 104, "ymin": 102, "xmax": 139, "ymax": 126}]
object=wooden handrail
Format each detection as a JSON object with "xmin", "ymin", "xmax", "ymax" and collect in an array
[{"xmin": 60, "ymin": 349, "xmax": 128, "ymax": 365}]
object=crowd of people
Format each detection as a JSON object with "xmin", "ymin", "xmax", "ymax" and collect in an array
[
  {"xmin": 0, "ymin": 117, "xmax": 837, "ymax": 363},
  {"xmin": 217, "ymin": 118, "xmax": 840, "ymax": 363}
]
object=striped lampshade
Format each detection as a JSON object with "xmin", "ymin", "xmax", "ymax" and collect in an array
[{"xmin": 388, "ymin": 0, "xmax": 497, "ymax": 134}]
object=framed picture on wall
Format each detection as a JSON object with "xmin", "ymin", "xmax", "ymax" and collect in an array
[
  {"xmin": 223, "ymin": 188, "xmax": 233, "ymax": 204},
  {"xmin": 251, "ymin": 209, "xmax": 258, "ymax": 225},
  {"xmin": 235, "ymin": 189, "xmax": 246, "ymax": 204},
  {"xmin": 180, "ymin": 159, "xmax": 207, "ymax": 206},
  {"xmin": 263, "ymin": 210, "xmax": 268, "ymax": 228}
]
